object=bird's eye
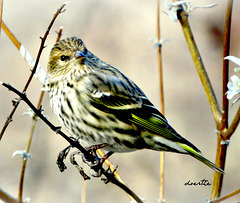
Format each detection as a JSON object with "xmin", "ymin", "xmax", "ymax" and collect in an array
[{"xmin": 60, "ymin": 55, "xmax": 70, "ymax": 61}]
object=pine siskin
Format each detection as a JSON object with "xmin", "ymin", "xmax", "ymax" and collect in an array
[{"xmin": 48, "ymin": 37, "xmax": 223, "ymax": 173}]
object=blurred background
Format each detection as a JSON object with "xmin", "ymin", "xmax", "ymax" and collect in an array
[{"xmin": 0, "ymin": 0, "xmax": 240, "ymax": 202}]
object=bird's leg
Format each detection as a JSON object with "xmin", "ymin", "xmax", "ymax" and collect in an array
[
  {"xmin": 82, "ymin": 143, "xmax": 109, "ymax": 164},
  {"xmin": 79, "ymin": 143, "xmax": 114, "ymax": 177},
  {"xmin": 86, "ymin": 152, "xmax": 109, "ymax": 177},
  {"xmin": 87, "ymin": 151, "xmax": 115, "ymax": 177},
  {"xmin": 56, "ymin": 145, "xmax": 72, "ymax": 172},
  {"xmin": 70, "ymin": 149, "xmax": 102, "ymax": 177},
  {"xmin": 99, "ymin": 151, "xmax": 114, "ymax": 164},
  {"xmin": 85, "ymin": 143, "xmax": 109, "ymax": 152},
  {"xmin": 87, "ymin": 151, "xmax": 115, "ymax": 178}
]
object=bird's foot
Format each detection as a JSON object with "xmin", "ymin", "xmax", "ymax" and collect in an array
[
  {"xmin": 70, "ymin": 150, "xmax": 90, "ymax": 180},
  {"xmin": 56, "ymin": 142, "xmax": 114, "ymax": 179},
  {"xmin": 81, "ymin": 143, "xmax": 108, "ymax": 165},
  {"xmin": 88, "ymin": 151, "xmax": 114, "ymax": 177},
  {"xmin": 81, "ymin": 143, "xmax": 114, "ymax": 177}
]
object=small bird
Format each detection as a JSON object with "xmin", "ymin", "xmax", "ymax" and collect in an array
[{"xmin": 48, "ymin": 37, "xmax": 223, "ymax": 173}]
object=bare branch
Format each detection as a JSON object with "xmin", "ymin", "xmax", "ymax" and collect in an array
[
  {"xmin": 0, "ymin": 3, "xmax": 66, "ymax": 140},
  {"xmin": 156, "ymin": 0, "xmax": 165, "ymax": 202},
  {"xmin": 224, "ymin": 104, "xmax": 240, "ymax": 140},
  {"xmin": 210, "ymin": 187, "xmax": 240, "ymax": 203},
  {"xmin": 211, "ymin": 0, "xmax": 234, "ymax": 199},
  {"xmin": 211, "ymin": 136, "xmax": 227, "ymax": 200},
  {"xmin": 1, "ymin": 21, "xmax": 21, "ymax": 49},
  {"xmin": 221, "ymin": 0, "xmax": 233, "ymax": 131},
  {"xmin": 176, "ymin": 6, "xmax": 221, "ymax": 125},
  {"xmin": 0, "ymin": 188, "xmax": 22, "ymax": 203}
]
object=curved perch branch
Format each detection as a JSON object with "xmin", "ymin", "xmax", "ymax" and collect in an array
[{"xmin": 176, "ymin": 8, "xmax": 221, "ymax": 125}]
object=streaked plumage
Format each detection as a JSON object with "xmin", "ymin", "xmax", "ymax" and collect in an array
[{"xmin": 48, "ymin": 37, "xmax": 223, "ymax": 173}]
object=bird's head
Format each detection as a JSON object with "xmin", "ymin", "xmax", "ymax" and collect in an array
[{"xmin": 48, "ymin": 37, "xmax": 87, "ymax": 77}]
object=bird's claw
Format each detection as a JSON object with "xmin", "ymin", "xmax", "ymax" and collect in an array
[
  {"xmin": 56, "ymin": 145, "xmax": 72, "ymax": 172},
  {"xmin": 70, "ymin": 151, "xmax": 90, "ymax": 180}
]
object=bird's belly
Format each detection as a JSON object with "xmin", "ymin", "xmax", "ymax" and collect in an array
[{"xmin": 49, "ymin": 90, "xmax": 141, "ymax": 152}]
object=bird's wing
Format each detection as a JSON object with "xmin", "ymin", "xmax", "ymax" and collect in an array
[
  {"xmin": 88, "ymin": 73, "xmax": 143, "ymax": 111},
  {"xmin": 88, "ymin": 73, "xmax": 194, "ymax": 145},
  {"xmin": 90, "ymin": 89, "xmax": 142, "ymax": 111}
]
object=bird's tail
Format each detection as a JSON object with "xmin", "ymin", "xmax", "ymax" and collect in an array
[{"xmin": 178, "ymin": 143, "xmax": 225, "ymax": 174}]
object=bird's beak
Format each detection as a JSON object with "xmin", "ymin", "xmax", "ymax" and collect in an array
[{"xmin": 75, "ymin": 50, "xmax": 86, "ymax": 64}]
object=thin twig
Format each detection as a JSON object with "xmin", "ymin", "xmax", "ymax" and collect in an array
[
  {"xmin": 211, "ymin": 135, "xmax": 227, "ymax": 200},
  {"xmin": 0, "ymin": 82, "xmax": 143, "ymax": 203},
  {"xmin": 156, "ymin": 0, "xmax": 165, "ymax": 202},
  {"xmin": 18, "ymin": 27, "xmax": 63, "ymax": 201},
  {"xmin": 0, "ymin": 21, "xmax": 21, "ymax": 140},
  {"xmin": 176, "ymin": 7, "xmax": 221, "ymax": 125},
  {"xmin": 211, "ymin": 0, "xmax": 234, "ymax": 200},
  {"xmin": 0, "ymin": 188, "xmax": 22, "ymax": 203},
  {"xmin": 1, "ymin": 21, "xmax": 21, "ymax": 49},
  {"xmin": 224, "ymin": 104, "xmax": 240, "ymax": 140},
  {"xmin": 221, "ymin": 0, "xmax": 237, "ymax": 141},
  {"xmin": 97, "ymin": 149, "xmax": 138, "ymax": 201},
  {"xmin": 97, "ymin": 149, "xmax": 125, "ymax": 185},
  {"xmin": 22, "ymin": 3, "xmax": 66, "ymax": 93},
  {"xmin": 0, "ymin": 3, "xmax": 66, "ymax": 140},
  {"xmin": 1, "ymin": 4, "xmax": 65, "ymax": 201},
  {"xmin": 56, "ymin": 26, "xmax": 63, "ymax": 42},
  {"xmin": 18, "ymin": 109, "xmax": 40, "ymax": 201},
  {"xmin": 156, "ymin": 0, "xmax": 164, "ymax": 113},
  {"xmin": 220, "ymin": 0, "xmax": 233, "ymax": 131},
  {"xmin": 210, "ymin": 187, "xmax": 240, "ymax": 203}
]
